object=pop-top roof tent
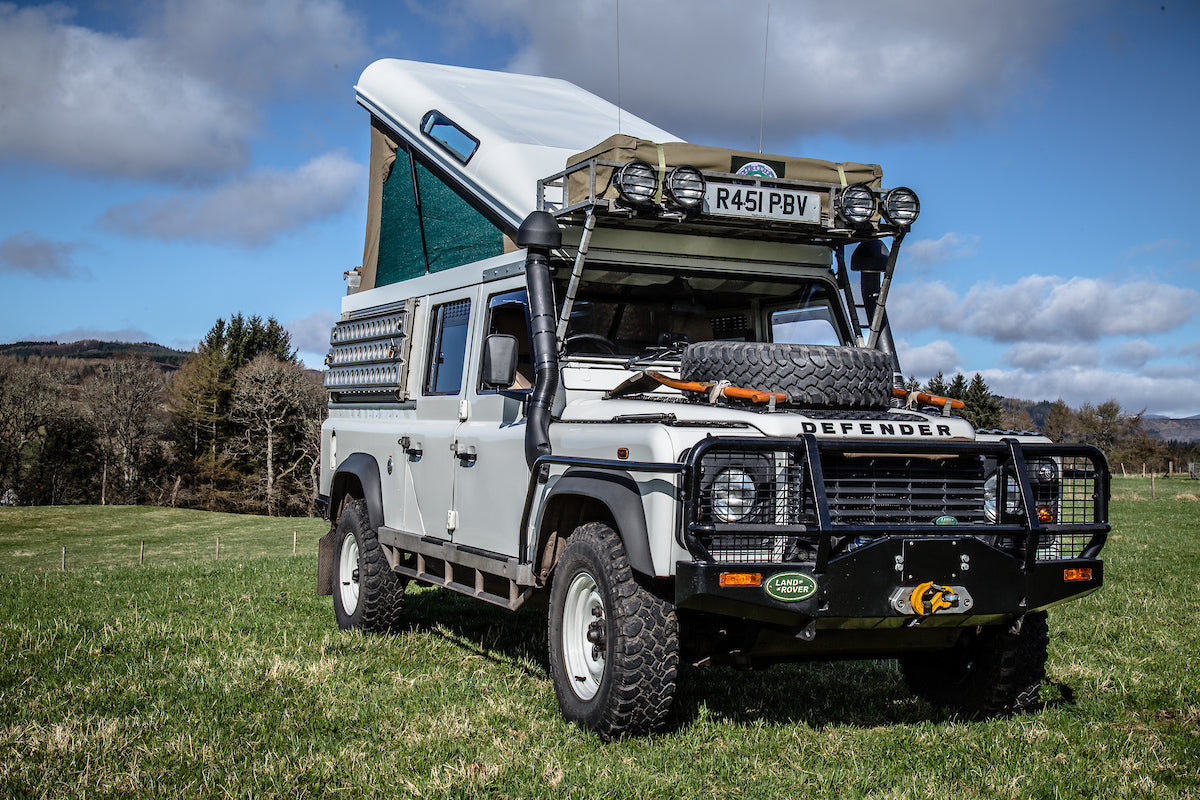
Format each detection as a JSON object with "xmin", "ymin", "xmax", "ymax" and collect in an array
[
  {"xmin": 356, "ymin": 59, "xmax": 680, "ymax": 227},
  {"xmin": 354, "ymin": 59, "xmax": 885, "ymax": 291}
]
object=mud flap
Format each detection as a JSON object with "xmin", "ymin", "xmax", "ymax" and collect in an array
[{"xmin": 317, "ymin": 525, "xmax": 338, "ymax": 596}]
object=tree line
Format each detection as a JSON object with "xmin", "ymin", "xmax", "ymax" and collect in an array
[
  {"xmin": 0, "ymin": 315, "xmax": 325, "ymax": 515},
  {"xmin": 910, "ymin": 371, "xmax": 1199, "ymax": 474},
  {"xmin": 2, "ymin": 348, "xmax": 1196, "ymax": 515}
]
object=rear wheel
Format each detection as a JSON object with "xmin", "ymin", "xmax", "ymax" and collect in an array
[
  {"xmin": 900, "ymin": 611, "xmax": 1049, "ymax": 717},
  {"xmin": 548, "ymin": 522, "xmax": 678, "ymax": 740},
  {"xmin": 332, "ymin": 498, "xmax": 405, "ymax": 632}
]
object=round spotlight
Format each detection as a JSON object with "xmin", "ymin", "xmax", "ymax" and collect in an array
[
  {"xmin": 665, "ymin": 165, "xmax": 705, "ymax": 209},
  {"xmin": 711, "ymin": 468, "xmax": 757, "ymax": 522},
  {"xmin": 835, "ymin": 183, "xmax": 877, "ymax": 225},
  {"xmin": 1032, "ymin": 459, "xmax": 1059, "ymax": 484},
  {"xmin": 882, "ymin": 187, "xmax": 921, "ymax": 226},
  {"xmin": 613, "ymin": 160, "xmax": 659, "ymax": 206}
]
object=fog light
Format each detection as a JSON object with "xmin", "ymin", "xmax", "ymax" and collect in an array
[
  {"xmin": 835, "ymin": 183, "xmax": 877, "ymax": 225},
  {"xmin": 665, "ymin": 165, "xmax": 705, "ymax": 209},
  {"xmin": 614, "ymin": 160, "xmax": 658, "ymax": 206},
  {"xmin": 882, "ymin": 187, "xmax": 920, "ymax": 226}
]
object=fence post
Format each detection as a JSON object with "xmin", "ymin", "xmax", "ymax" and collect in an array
[
  {"xmin": 61, "ymin": 546, "xmax": 66, "ymax": 571},
  {"xmin": 140, "ymin": 540, "xmax": 144, "ymax": 566},
  {"xmin": 215, "ymin": 536, "xmax": 220, "ymax": 561},
  {"xmin": 293, "ymin": 531, "xmax": 297, "ymax": 556},
  {"xmin": 1151, "ymin": 474, "xmax": 1156, "ymax": 500}
]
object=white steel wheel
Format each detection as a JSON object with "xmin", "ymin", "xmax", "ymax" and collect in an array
[
  {"xmin": 337, "ymin": 530, "xmax": 360, "ymax": 616},
  {"xmin": 561, "ymin": 570, "xmax": 606, "ymax": 701}
]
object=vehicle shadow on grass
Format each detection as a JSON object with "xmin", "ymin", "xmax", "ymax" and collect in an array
[
  {"xmin": 397, "ymin": 585, "xmax": 552, "ymax": 677},
  {"xmin": 671, "ymin": 663, "xmax": 1080, "ymax": 730},
  {"xmin": 393, "ymin": 587, "xmax": 1079, "ymax": 732}
]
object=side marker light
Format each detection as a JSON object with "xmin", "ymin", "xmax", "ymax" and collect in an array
[
  {"xmin": 1064, "ymin": 567, "xmax": 1093, "ymax": 582},
  {"xmin": 719, "ymin": 572, "xmax": 763, "ymax": 587}
]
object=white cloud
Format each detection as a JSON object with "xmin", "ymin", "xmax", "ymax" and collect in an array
[
  {"xmin": 895, "ymin": 339, "xmax": 960, "ymax": 378},
  {"xmin": 0, "ymin": 1, "xmax": 364, "ymax": 182},
  {"xmin": 904, "ymin": 233, "xmax": 980, "ymax": 267},
  {"xmin": 0, "ymin": 232, "xmax": 81, "ymax": 277},
  {"xmin": 101, "ymin": 153, "xmax": 363, "ymax": 246},
  {"xmin": 286, "ymin": 310, "xmax": 337, "ymax": 356},
  {"xmin": 1107, "ymin": 339, "xmax": 1161, "ymax": 369},
  {"xmin": 0, "ymin": 4, "xmax": 251, "ymax": 182},
  {"xmin": 891, "ymin": 275, "xmax": 1197, "ymax": 343},
  {"xmin": 146, "ymin": 0, "xmax": 365, "ymax": 96},
  {"xmin": 435, "ymin": 0, "xmax": 1076, "ymax": 147},
  {"xmin": 1003, "ymin": 342, "xmax": 1099, "ymax": 370},
  {"xmin": 981, "ymin": 365, "xmax": 1200, "ymax": 419}
]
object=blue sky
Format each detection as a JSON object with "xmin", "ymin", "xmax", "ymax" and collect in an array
[{"xmin": 1, "ymin": 0, "xmax": 1198, "ymax": 416}]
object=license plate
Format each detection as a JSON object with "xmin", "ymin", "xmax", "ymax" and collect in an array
[{"xmin": 704, "ymin": 183, "xmax": 821, "ymax": 224}]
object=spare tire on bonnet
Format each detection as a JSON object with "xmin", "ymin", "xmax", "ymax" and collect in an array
[{"xmin": 680, "ymin": 342, "xmax": 894, "ymax": 409}]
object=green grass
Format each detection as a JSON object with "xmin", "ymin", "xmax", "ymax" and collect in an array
[{"xmin": 2, "ymin": 501, "xmax": 1198, "ymax": 798}]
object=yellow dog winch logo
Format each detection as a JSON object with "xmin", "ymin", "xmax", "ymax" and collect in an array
[{"xmin": 909, "ymin": 581, "xmax": 959, "ymax": 616}]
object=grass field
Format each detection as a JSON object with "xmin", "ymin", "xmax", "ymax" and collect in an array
[{"xmin": 1, "ymin": 484, "xmax": 1198, "ymax": 799}]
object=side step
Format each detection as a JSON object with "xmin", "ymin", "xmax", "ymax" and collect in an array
[{"xmin": 377, "ymin": 526, "xmax": 537, "ymax": 611}]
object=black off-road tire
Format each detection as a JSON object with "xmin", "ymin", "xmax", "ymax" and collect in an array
[
  {"xmin": 332, "ymin": 498, "xmax": 405, "ymax": 633},
  {"xmin": 548, "ymin": 522, "xmax": 679, "ymax": 740},
  {"xmin": 899, "ymin": 611, "xmax": 1049, "ymax": 717},
  {"xmin": 680, "ymin": 342, "xmax": 893, "ymax": 409}
]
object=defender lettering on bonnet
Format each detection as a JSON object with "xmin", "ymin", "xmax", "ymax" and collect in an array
[{"xmin": 316, "ymin": 59, "xmax": 1111, "ymax": 741}]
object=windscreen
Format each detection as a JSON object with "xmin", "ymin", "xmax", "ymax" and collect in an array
[{"xmin": 554, "ymin": 267, "xmax": 848, "ymax": 358}]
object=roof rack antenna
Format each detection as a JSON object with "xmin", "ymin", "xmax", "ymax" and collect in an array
[
  {"xmin": 758, "ymin": 3, "xmax": 770, "ymax": 153},
  {"xmin": 616, "ymin": 0, "xmax": 622, "ymax": 134}
]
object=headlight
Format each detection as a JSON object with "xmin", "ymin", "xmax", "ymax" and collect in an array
[
  {"xmin": 835, "ymin": 183, "xmax": 877, "ymax": 225},
  {"xmin": 983, "ymin": 473, "xmax": 998, "ymax": 523},
  {"xmin": 613, "ymin": 160, "xmax": 658, "ymax": 206},
  {"xmin": 665, "ymin": 165, "xmax": 705, "ymax": 209},
  {"xmin": 882, "ymin": 187, "xmax": 920, "ymax": 226},
  {"xmin": 711, "ymin": 468, "xmax": 758, "ymax": 522}
]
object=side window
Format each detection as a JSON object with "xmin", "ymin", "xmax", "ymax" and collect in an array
[
  {"xmin": 425, "ymin": 299, "xmax": 471, "ymax": 395},
  {"xmin": 482, "ymin": 290, "xmax": 532, "ymax": 392}
]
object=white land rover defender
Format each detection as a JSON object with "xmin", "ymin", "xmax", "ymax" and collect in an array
[{"xmin": 316, "ymin": 60, "xmax": 1110, "ymax": 739}]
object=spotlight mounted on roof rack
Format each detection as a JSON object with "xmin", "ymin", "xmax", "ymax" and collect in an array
[
  {"xmin": 835, "ymin": 183, "xmax": 877, "ymax": 226},
  {"xmin": 613, "ymin": 160, "xmax": 659, "ymax": 207},
  {"xmin": 882, "ymin": 187, "xmax": 920, "ymax": 227},
  {"xmin": 665, "ymin": 165, "xmax": 705, "ymax": 209}
]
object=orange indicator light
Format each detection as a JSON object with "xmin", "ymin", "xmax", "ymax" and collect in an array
[
  {"xmin": 719, "ymin": 572, "xmax": 763, "ymax": 587},
  {"xmin": 1063, "ymin": 567, "xmax": 1093, "ymax": 582},
  {"xmin": 1036, "ymin": 505, "xmax": 1056, "ymax": 524},
  {"xmin": 616, "ymin": 447, "xmax": 630, "ymax": 460}
]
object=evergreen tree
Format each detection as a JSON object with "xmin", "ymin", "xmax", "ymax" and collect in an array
[
  {"xmin": 962, "ymin": 373, "xmax": 1002, "ymax": 430},
  {"xmin": 1042, "ymin": 399, "xmax": 1076, "ymax": 442},
  {"xmin": 924, "ymin": 372, "xmax": 948, "ymax": 396},
  {"xmin": 946, "ymin": 373, "xmax": 969, "ymax": 401}
]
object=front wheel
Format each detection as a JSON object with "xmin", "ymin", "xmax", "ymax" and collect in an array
[
  {"xmin": 332, "ymin": 498, "xmax": 405, "ymax": 632},
  {"xmin": 548, "ymin": 522, "xmax": 678, "ymax": 740},
  {"xmin": 900, "ymin": 611, "xmax": 1049, "ymax": 717}
]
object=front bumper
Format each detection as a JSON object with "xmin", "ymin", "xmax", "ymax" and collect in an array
[{"xmin": 676, "ymin": 535, "xmax": 1103, "ymax": 628}]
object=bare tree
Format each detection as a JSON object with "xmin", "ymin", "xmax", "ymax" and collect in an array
[
  {"xmin": 83, "ymin": 358, "xmax": 165, "ymax": 505},
  {"xmin": 230, "ymin": 355, "xmax": 325, "ymax": 516},
  {"xmin": 0, "ymin": 358, "xmax": 65, "ymax": 503}
]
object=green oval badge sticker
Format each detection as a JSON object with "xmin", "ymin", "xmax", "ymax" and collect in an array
[
  {"xmin": 934, "ymin": 515, "xmax": 958, "ymax": 526},
  {"xmin": 763, "ymin": 572, "xmax": 817, "ymax": 603}
]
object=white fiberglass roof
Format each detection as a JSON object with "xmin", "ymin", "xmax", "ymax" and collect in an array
[{"xmin": 355, "ymin": 59, "xmax": 679, "ymax": 229}]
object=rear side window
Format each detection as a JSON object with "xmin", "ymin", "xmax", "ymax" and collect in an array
[{"xmin": 425, "ymin": 299, "xmax": 471, "ymax": 395}]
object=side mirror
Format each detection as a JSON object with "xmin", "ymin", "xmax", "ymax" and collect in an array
[{"xmin": 481, "ymin": 334, "xmax": 519, "ymax": 389}]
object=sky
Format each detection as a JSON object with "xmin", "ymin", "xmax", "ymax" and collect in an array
[{"xmin": 1, "ymin": 0, "xmax": 1198, "ymax": 417}]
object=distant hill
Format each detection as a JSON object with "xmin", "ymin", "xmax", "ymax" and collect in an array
[
  {"xmin": 1141, "ymin": 416, "xmax": 1200, "ymax": 444},
  {"xmin": 0, "ymin": 339, "xmax": 191, "ymax": 367}
]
